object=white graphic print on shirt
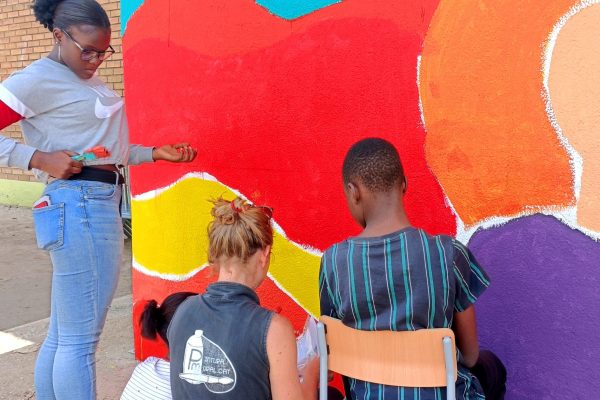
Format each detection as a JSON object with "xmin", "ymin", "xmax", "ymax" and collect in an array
[
  {"xmin": 179, "ymin": 330, "xmax": 236, "ymax": 393},
  {"xmin": 88, "ymin": 84, "xmax": 123, "ymax": 119}
]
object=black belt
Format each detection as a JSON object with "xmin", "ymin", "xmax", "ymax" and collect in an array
[{"xmin": 68, "ymin": 167, "xmax": 124, "ymax": 185}]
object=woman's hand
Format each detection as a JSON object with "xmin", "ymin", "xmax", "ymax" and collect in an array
[
  {"xmin": 299, "ymin": 357, "xmax": 320, "ymax": 396},
  {"xmin": 29, "ymin": 150, "xmax": 83, "ymax": 179},
  {"xmin": 152, "ymin": 143, "xmax": 197, "ymax": 163}
]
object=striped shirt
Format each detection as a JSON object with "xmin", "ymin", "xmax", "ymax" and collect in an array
[
  {"xmin": 319, "ymin": 227, "xmax": 490, "ymax": 400},
  {"xmin": 121, "ymin": 357, "xmax": 172, "ymax": 400}
]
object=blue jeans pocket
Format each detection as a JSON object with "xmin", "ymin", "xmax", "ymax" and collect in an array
[
  {"xmin": 33, "ymin": 203, "xmax": 65, "ymax": 251},
  {"xmin": 84, "ymin": 183, "xmax": 117, "ymax": 199}
]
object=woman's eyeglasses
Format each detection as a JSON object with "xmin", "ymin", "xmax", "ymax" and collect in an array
[{"xmin": 62, "ymin": 29, "xmax": 115, "ymax": 62}]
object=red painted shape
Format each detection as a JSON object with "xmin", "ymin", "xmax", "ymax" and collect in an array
[
  {"xmin": 132, "ymin": 268, "xmax": 312, "ymax": 359},
  {"xmin": 124, "ymin": 0, "xmax": 440, "ymax": 58},
  {"xmin": 124, "ymin": 0, "xmax": 453, "ymax": 251}
]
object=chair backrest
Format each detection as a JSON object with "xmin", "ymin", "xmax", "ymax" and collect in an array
[{"xmin": 317, "ymin": 316, "xmax": 457, "ymax": 388}]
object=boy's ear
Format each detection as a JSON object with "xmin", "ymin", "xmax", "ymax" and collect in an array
[{"xmin": 346, "ymin": 182, "xmax": 361, "ymax": 204}]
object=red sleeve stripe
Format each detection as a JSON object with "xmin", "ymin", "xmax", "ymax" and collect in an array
[
  {"xmin": 0, "ymin": 84, "xmax": 33, "ymax": 119},
  {"xmin": 0, "ymin": 100, "xmax": 23, "ymax": 130}
]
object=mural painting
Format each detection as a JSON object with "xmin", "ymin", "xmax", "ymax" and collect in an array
[{"xmin": 122, "ymin": 1, "xmax": 600, "ymax": 398}]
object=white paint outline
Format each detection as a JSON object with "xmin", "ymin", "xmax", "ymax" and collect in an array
[
  {"xmin": 131, "ymin": 171, "xmax": 323, "ymax": 281},
  {"xmin": 416, "ymin": 54, "xmax": 426, "ymax": 128},
  {"xmin": 416, "ymin": 53, "xmax": 467, "ymax": 240},
  {"xmin": 417, "ymin": 0, "xmax": 600, "ymax": 243},
  {"xmin": 542, "ymin": 0, "xmax": 599, "ymax": 205},
  {"xmin": 132, "ymin": 257, "xmax": 209, "ymax": 282}
]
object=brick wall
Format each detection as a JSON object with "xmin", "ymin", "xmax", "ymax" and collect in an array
[{"xmin": 0, "ymin": 0, "xmax": 123, "ymax": 182}]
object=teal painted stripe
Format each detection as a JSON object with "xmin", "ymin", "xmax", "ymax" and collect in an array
[
  {"xmin": 256, "ymin": 0, "xmax": 340, "ymax": 20},
  {"xmin": 378, "ymin": 384, "xmax": 383, "ymax": 400},
  {"xmin": 400, "ymin": 387, "xmax": 405, "ymax": 400},
  {"xmin": 361, "ymin": 243, "xmax": 376, "ymax": 330},
  {"xmin": 385, "ymin": 239, "xmax": 398, "ymax": 330},
  {"xmin": 348, "ymin": 241, "xmax": 362, "ymax": 329},
  {"xmin": 419, "ymin": 230, "xmax": 436, "ymax": 328},
  {"xmin": 435, "ymin": 387, "xmax": 441, "ymax": 400},
  {"xmin": 435, "ymin": 238, "xmax": 449, "ymax": 326},
  {"xmin": 121, "ymin": 0, "xmax": 145, "ymax": 35},
  {"xmin": 400, "ymin": 234, "xmax": 412, "ymax": 330}
]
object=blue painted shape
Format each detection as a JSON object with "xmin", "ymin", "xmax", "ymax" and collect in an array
[
  {"xmin": 121, "ymin": 0, "xmax": 340, "ymax": 35},
  {"xmin": 256, "ymin": 0, "xmax": 341, "ymax": 20},
  {"xmin": 121, "ymin": 0, "xmax": 145, "ymax": 35}
]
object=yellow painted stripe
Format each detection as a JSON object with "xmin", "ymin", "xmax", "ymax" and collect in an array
[{"xmin": 132, "ymin": 175, "xmax": 321, "ymax": 315}]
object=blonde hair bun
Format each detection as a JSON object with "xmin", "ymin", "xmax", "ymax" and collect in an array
[{"xmin": 208, "ymin": 197, "xmax": 273, "ymax": 264}]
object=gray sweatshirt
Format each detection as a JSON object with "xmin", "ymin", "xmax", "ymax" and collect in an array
[{"xmin": 0, "ymin": 57, "xmax": 153, "ymax": 182}]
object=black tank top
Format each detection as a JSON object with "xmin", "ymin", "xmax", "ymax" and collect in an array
[{"xmin": 168, "ymin": 282, "xmax": 274, "ymax": 400}]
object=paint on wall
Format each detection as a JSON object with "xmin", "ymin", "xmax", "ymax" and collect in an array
[
  {"xmin": 420, "ymin": 0, "xmax": 576, "ymax": 227},
  {"xmin": 123, "ymin": 0, "xmax": 600, "ymax": 398},
  {"xmin": 469, "ymin": 214, "xmax": 600, "ymax": 399},
  {"xmin": 131, "ymin": 172, "xmax": 321, "ymax": 315},
  {"xmin": 256, "ymin": 0, "xmax": 342, "ymax": 20},
  {"xmin": 545, "ymin": 0, "xmax": 600, "ymax": 233},
  {"xmin": 120, "ymin": 0, "xmax": 144, "ymax": 35},
  {"xmin": 124, "ymin": 0, "xmax": 450, "ymax": 359}
]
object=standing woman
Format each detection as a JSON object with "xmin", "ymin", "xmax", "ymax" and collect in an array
[{"xmin": 0, "ymin": 0, "xmax": 196, "ymax": 398}]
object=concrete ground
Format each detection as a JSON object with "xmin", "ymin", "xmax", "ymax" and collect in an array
[{"xmin": 0, "ymin": 205, "xmax": 137, "ymax": 399}]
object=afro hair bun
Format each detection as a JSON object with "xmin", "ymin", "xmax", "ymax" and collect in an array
[{"xmin": 32, "ymin": 0, "xmax": 65, "ymax": 31}]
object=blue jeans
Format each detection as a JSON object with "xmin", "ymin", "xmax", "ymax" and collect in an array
[{"xmin": 33, "ymin": 179, "xmax": 123, "ymax": 400}]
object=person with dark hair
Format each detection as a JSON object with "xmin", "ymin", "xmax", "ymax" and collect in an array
[
  {"xmin": 167, "ymin": 197, "xmax": 319, "ymax": 400},
  {"xmin": 0, "ymin": 1, "xmax": 197, "ymax": 398},
  {"xmin": 319, "ymin": 138, "xmax": 507, "ymax": 400},
  {"xmin": 121, "ymin": 292, "xmax": 197, "ymax": 400}
]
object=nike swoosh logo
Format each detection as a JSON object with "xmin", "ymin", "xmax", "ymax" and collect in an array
[{"xmin": 95, "ymin": 98, "xmax": 124, "ymax": 119}]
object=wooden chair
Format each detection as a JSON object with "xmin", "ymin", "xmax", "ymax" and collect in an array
[{"xmin": 316, "ymin": 316, "xmax": 457, "ymax": 400}]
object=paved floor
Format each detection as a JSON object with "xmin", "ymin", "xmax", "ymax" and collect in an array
[{"xmin": 0, "ymin": 205, "xmax": 137, "ymax": 399}]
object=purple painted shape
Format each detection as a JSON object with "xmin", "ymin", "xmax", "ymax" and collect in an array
[{"xmin": 469, "ymin": 214, "xmax": 600, "ymax": 400}]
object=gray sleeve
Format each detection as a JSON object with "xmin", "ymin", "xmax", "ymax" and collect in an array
[
  {"xmin": 0, "ymin": 79, "xmax": 36, "ymax": 170},
  {"xmin": 128, "ymin": 144, "xmax": 154, "ymax": 165},
  {"xmin": 0, "ymin": 139, "xmax": 37, "ymax": 170},
  {"xmin": 0, "ymin": 71, "xmax": 42, "ymax": 170},
  {"xmin": 1, "ymin": 72, "xmax": 41, "ymax": 118}
]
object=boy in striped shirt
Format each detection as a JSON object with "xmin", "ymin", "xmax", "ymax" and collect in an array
[{"xmin": 319, "ymin": 138, "xmax": 506, "ymax": 400}]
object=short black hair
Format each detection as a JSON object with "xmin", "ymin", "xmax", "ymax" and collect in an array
[
  {"xmin": 32, "ymin": 0, "xmax": 110, "ymax": 32},
  {"xmin": 342, "ymin": 138, "xmax": 405, "ymax": 193}
]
